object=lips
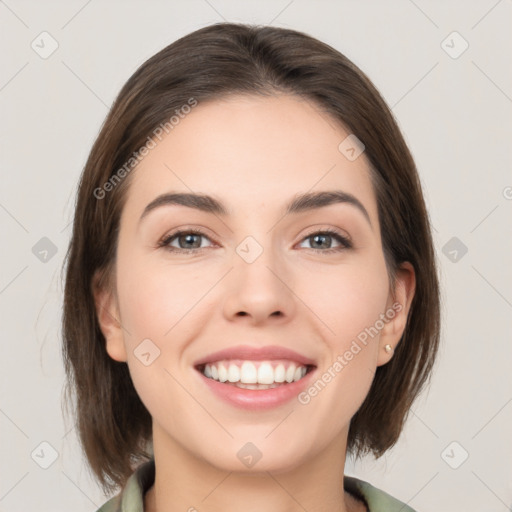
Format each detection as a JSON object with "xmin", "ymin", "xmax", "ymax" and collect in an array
[
  {"xmin": 193, "ymin": 344, "xmax": 317, "ymax": 367},
  {"xmin": 193, "ymin": 345, "xmax": 317, "ymax": 409}
]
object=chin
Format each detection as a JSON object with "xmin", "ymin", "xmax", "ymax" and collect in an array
[{"xmin": 196, "ymin": 435, "xmax": 312, "ymax": 474}]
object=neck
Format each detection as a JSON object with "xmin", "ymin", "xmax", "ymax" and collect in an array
[{"xmin": 144, "ymin": 424, "xmax": 364, "ymax": 512}]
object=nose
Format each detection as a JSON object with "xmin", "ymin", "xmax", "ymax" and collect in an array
[{"xmin": 222, "ymin": 243, "xmax": 296, "ymax": 326}]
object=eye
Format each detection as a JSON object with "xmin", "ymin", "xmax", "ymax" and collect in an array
[
  {"xmin": 159, "ymin": 229, "xmax": 215, "ymax": 253},
  {"xmin": 298, "ymin": 228, "xmax": 352, "ymax": 253},
  {"xmin": 158, "ymin": 227, "xmax": 352, "ymax": 255}
]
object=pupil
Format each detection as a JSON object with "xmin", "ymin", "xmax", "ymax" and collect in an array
[
  {"xmin": 313, "ymin": 234, "xmax": 330, "ymax": 249},
  {"xmin": 181, "ymin": 234, "xmax": 200, "ymax": 248}
]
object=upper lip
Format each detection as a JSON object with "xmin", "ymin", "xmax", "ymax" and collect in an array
[{"xmin": 193, "ymin": 344, "xmax": 317, "ymax": 368}]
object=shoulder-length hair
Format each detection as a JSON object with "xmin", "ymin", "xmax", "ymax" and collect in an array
[{"xmin": 62, "ymin": 22, "xmax": 440, "ymax": 492}]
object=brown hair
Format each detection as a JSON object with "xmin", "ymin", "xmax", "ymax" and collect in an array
[{"xmin": 62, "ymin": 22, "xmax": 440, "ymax": 492}]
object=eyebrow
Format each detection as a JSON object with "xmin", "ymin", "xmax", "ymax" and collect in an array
[{"xmin": 139, "ymin": 190, "xmax": 372, "ymax": 227}]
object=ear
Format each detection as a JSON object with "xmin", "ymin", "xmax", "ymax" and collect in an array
[
  {"xmin": 377, "ymin": 261, "xmax": 416, "ymax": 366},
  {"xmin": 92, "ymin": 270, "xmax": 127, "ymax": 363}
]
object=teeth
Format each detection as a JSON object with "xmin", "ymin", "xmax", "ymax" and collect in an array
[
  {"xmin": 202, "ymin": 360, "xmax": 309, "ymax": 385},
  {"xmin": 218, "ymin": 363, "xmax": 228, "ymax": 383},
  {"xmin": 274, "ymin": 364, "xmax": 286, "ymax": 383},
  {"xmin": 257, "ymin": 362, "xmax": 274, "ymax": 384},
  {"xmin": 235, "ymin": 382, "xmax": 281, "ymax": 389},
  {"xmin": 240, "ymin": 361, "xmax": 258, "ymax": 384},
  {"xmin": 227, "ymin": 364, "xmax": 240, "ymax": 383},
  {"xmin": 285, "ymin": 365, "xmax": 296, "ymax": 383}
]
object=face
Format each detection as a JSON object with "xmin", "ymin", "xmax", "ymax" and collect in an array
[{"xmin": 95, "ymin": 94, "xmax": 414, "ymax": 473}]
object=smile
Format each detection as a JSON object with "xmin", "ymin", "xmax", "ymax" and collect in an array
[
  {"xmin": 198, "ymin": 359, "xmax": 313, "ymax": 389},
  {"xmin": 193, "ymin": 345, "xmax": 317, "ymax": 409}
]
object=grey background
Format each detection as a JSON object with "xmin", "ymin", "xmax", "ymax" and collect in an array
[{"xmin": 1, "ymin": 1, "xmax": 511, "ymax": 511}]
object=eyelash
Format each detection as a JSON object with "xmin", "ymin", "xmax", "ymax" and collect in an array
[{"xmin": 158, "ymin": 227, "xmax": 353, "ymax": 255}]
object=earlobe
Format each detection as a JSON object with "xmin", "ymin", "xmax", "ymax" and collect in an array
[
  {"xmin": 377, "ymin": 262, "xmax": 416, "ymax": 366},
  {"xmin": 92, "ymin": 272, "xmax": 127, "ymax": 363}
]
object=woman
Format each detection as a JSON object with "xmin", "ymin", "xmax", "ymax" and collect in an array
[{"xmin": 62, "ymin": 22, "xmax": 440, "ymax": 512}]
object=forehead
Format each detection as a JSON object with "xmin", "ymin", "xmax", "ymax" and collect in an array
[{"xmin": 124, "ymin": 94, "xmax": 378, "ymax": 222}]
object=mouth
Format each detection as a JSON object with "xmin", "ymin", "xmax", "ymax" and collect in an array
[
  {"xmin": 195, "ymin": 359, "xmax": 316, "ymax": 390},
  {"xmin": 192, "ymin": 345, "xmax": 317, "ymax": 409}
]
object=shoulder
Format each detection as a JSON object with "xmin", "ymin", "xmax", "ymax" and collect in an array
[
  {"xmin": 94, "ymin": 459, "xmax": 156, "ymax": 512},
  {"xmin": 95, "ymin": 495, "xmax": 120, "ymax": 512},
  {"xmin": 344, "ymin": 475, "xmax": 419, "ymax": 512}
]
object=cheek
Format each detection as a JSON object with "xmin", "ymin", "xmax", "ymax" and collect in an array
[
  {"xmin": 296, "ymin": 266, "xmax": 388, "ymax": 438},
  {"xmin": 113, "ymin": 250, "xmax": 193, "ymax": 421},
  {"xmin": 298, "ymin": 257, "xmax": 390, "ymax": 347},
  {"xmin": 296, "ymin": 257, "xmax": 389, "ymax": 408},
  {"xmin": 115, "ymin": 250, "xmax": 209, "ymax": 342}
]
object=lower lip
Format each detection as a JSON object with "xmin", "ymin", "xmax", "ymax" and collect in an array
[{"xmin": 196, "ymin": 368, "xmax": 316, "ymax": 410}]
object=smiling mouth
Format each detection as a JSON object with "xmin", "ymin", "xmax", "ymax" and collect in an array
[{"xmin": 196, "ymin": 359, "xmax": 315, "ymax": 390}]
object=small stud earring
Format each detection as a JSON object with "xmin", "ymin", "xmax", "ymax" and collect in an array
[{"xmin": 384, "ymin": 344, "xmax": 393, "ymax": 354}]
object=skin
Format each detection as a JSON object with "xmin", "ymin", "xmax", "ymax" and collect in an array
[{"xmin": 94, "ymin": 94, "xmax": 415, "ymax": 512}]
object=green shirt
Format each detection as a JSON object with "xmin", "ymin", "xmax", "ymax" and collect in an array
[{"xmin": 96, "ymin": 459, "xmax": 417, "ymax": 512}]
